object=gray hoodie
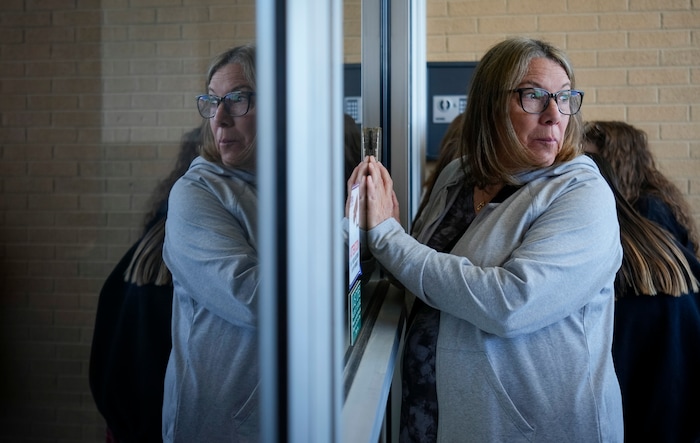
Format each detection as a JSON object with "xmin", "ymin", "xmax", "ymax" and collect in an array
[
  {"xmin": 370, "ymin": 155, "xmax": 624, "ymax": 442},
  {"xmin": 162, "ymin": 157, "xmax": 259, "ymax": 443}
]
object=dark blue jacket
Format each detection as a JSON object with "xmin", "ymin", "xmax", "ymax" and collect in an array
[{"xmin": 612, "ymin": 195, "xmax": 700, "ymax": 443}]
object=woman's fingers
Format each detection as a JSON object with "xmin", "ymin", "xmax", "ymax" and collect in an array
[{"xmin": 365, "ymin": 158, "xmax": 399, "ymax": 229}]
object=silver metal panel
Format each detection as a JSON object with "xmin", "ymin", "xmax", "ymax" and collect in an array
[{"xmin": 258, "ymin": 0, "xmax": 344, "ymax": 441}]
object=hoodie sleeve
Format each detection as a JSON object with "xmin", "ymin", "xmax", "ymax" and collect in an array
[
  {"xmin": 163, "ymin": 170, "xmax": 259, "ymax": 329},
  {"xmin": 368, "ymin": 165, "xmax": 622, "ymax": 337}
]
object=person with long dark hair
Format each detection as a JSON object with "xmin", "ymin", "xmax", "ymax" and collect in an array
[
  {"xmin": 584, "ymin": 125, "xmax": 700, "ymax": 443},
  {"xmin": 89, "ymin": 126, "xmax": 201, "ymax": 443}
]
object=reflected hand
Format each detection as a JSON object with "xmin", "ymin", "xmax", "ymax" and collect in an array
[{"xmin": 346, "ymin": 158, "xmax": 369, "ymax": 228}]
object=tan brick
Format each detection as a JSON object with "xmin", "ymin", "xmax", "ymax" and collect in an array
[
  {"xmin": 128, "ymin": 24, "xmax": 182, "ymax": 41},
  {"xmin": 1, "ymin": 78, "xmax": 52, "ymax": 94},
  {"xmin": 657, "ymin": 158, "xmax": 700, "ymax": 178},
  {"xmin": 0, "ymin": 11, "xmax": 51, "ymax": 27},
  {"xmin": 598, "ymin": 49, "xmax": 659, "ymax": 67},
  {"xmin": 447, "ymin": 35, "xmax": 507, "ymax": 56},
  {"xmin": 28, "ymin": 227, "xmax": 80, "ymax": 244},
  {"xmin": 429, "ymin": 17, "xmax": 478, "ymax": 35},
  {"xmin": 649, "ymin": 141, "xmax": 691, "ymax": 158},
  {"xmin": 3, "ymin": 177, "xmax": 54, "ymax": 193},
  {"xmin": 568, "ymin": 51, "xmax": 598, "ymax": 69},
  {"xmin": 635, "ymin": 122, "xmax": 660, "ymax": 140},
  {"xmin": 448, "ymin": 1, "xmax": 507, "ymax": 16},
  {"xmin": 579, "ymin": 105, "xmax": 627, "ymax": 121},
  {"xmin": 53, "ymin": 212, "xmax": 107, "ymax": 228},
  {"xmin": 628, "ymin": 67, "xmax": 689, "ymax": 85},
  {"xmin": 478, "ymin": 16, "xmax": 538, "ymax": 33},
  {"xmin": 630, "ymin": 30, "xmax": 690, "ymax": 48},
  {"xmin": 51, "ymin": 78, "xmax": 102, "ymax": 94},
  {"xmin": 595, "ymin": 86, "xmax": 658, "ymax": 103},
  {"xmin": 55, "ymin": 178, "xmax": 106, "ymax": 194},
  {"xmin": 0, "ymin": 127, "xmax": 28, "ymax": 143},
  {"xmin": 53, "ymin": 145, "xmax": 104, "ymax": 161},
  {"xmin": 2, "ymin": 144, "xmax": 53, "ymax": 161},
  {"xmin": 103, "ymin": 9, "xmax": 157, "ymax": 26},
  {"xmin": 3, "ymin": 111, "xmax": 51, "ymax": 127},
  {"xmin": 130, "ymin": 126, "xmax": 169, "ymax": 143},
  {"xmin": 51, "ymin": 42, "xmax": 101, "ymax": 60},
  {"xmin": 662, "ymin": 48, "xmax": 700, "ymax": 66},
  {"xmin": 0, "ymin": 194, "xmax": 27, "ymax": 212},
  {"xmin": 600, "ymin": 12, "xmax": 660, "ymax": 30},
  {"xmin": 53, "ymin": 111, "xmax": 104, "ymax": 128},
  {"xmin": 426, "ymin": 0, "xmax": 447, "ymax": 17},
  {"xmin": 25, "ymin": 60, "xmax": 77, "ymax": 77},
  {"xmin": 567, "ymin": 0, "xmax": 628, "ymax": 13},
  {"xmin": 25, "ymin": 27, "xmax": 75, "ymax": 43},
  {"xmin": 508, "ymin": 0, "xmax": 567, "ymax": 14},
  {"xmin": 659, "ymin": 86, "xmax": 700, "ymax": 103},
  {"xmin": 208, "ymin": 5, "xmax": 256, "ymax": 22},
  {"xmin": 631, "ymin": 0, "xmax": 691, "ymax": 11},
  {"xmin": 156, "ymin": 6, "xmax": 210, "ymax": 23},
  {"xmin": 27, "ymin": 194, "xmax": 79, "ymax": 211},
  {"xmin": 663, "ymin": 11, "xmax": 700, "ymax": 29},
  {"xmin": 628, "ymin": 104, "xmax": 689, "ymax": 122},
  {"xmin": 102, "ymin": 41, "xmax": 158, "ymax": 59},
  {"xmin": 54, "ymin": 310, "xmax": 96, "ymax": 327},
  {"xmin": 1, "ymin": 227, "xmax": 28, "ymax": 243},
  {"xmin": 690, "ymin": 68, "xmax": 700, "ymax": 85},
  {"xmin": 568, "ymin": 32, "xmax": 627, "ymax": 50},
  {"xmin": 79, "ymin": 160, "xmax": 131, "ymax": 177},
  {"xmin": 0, "ymin": 27, "xmax": 24, "ymax": 43},
  {"xmin": 539, "ymin": 15, "xmax": 598, "ymax": 32},
  {"xmin": 660, "ymin": 123, "xmax": 700, "ymax": 140},
  {"xmin": 51, "ymin": 10, "xmax": 101, "ymax": 26},
  {"xmin": 102, "ymin": 77, "xmax": 158, "ymax": 94},
  {"xmin": 577, "ymin": 68, "xmax": 627, "ymax": 86},
  {"xmin": 101, "ymin": 110, "xmax": 158, "ymax": 127},
  {"xmin": 181, "ymin": 22, "xmax": 241, "ymax": 40}
]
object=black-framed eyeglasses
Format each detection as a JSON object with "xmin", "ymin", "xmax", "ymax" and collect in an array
[
  {"xmin": 196, "ymin": 91, "xmax": 256, "ymax": 119},
  {"xmin": 512, "ymin": 88, "xmax": 584, "ymax": 115}
]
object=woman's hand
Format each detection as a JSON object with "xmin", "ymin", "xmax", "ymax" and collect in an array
[
  {"xmin": 346, "ymin": 156, "xmax": 400, "ymax": 230},
  {"xmin": 365, "ymin": 156, "xmax": 400, "ymax": 229}
]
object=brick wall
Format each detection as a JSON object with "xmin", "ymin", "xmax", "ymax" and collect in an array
[
  {"xmin": 0, "ymin": 0, "xmax": 698, "ymax": 441},
  {"xmin": 0, "ymin": 0, "xmax": 254, "ymax": 441},
  {"xmin": 426, "ymin": 0, "xmax": 700, "ymax": 222}
]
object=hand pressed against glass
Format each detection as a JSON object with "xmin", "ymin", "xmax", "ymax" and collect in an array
[
  {"xmin": 510, "ymin": 57, "xmax": 572, "ymax": 168},
  {"xmin": 207, "ymin": 63, "xmax": 257, "ymax": 170}
]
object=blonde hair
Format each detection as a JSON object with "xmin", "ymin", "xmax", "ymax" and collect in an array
[
  {"xmin": 460, "ymin": 36, "xmax": 583, "ymax": 187},
  {"xmin": 589, "ymin": 153, "xmax": 699, "ymax": 297}
]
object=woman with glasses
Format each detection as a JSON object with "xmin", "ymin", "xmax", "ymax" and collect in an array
[
  {"xmin": 161, "ymin": 44, "xmax": 259, "ymax": 443},
  {"xmin": 348, "ymin": 37, "xmax": 624, "ymax": 442}
]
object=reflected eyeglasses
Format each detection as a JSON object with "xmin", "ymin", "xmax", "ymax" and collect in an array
[
  {"xmin": 196, "ymin": 91, "xmax": 256, "ymax": 119},
  {"xmin": 512, "ymin": 88, "xmax": 584, "ymax": 115}
]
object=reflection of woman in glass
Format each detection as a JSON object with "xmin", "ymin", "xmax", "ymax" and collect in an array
[
  {"xmin": 348, "ymin": 37, "xmax": 623, "ymax": 442},
  {"xmin": 162, "ymin": 44, "xmax": 259, "ymax": 443}
]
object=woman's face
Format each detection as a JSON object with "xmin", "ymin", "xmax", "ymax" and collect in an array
[
  {"xmin": 509, "ymin": 57, "xmax": 571, "ymax": 168},
  {"xmin": 208, "ymin": 63, "xmax": 256, "ymax": 170}
]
